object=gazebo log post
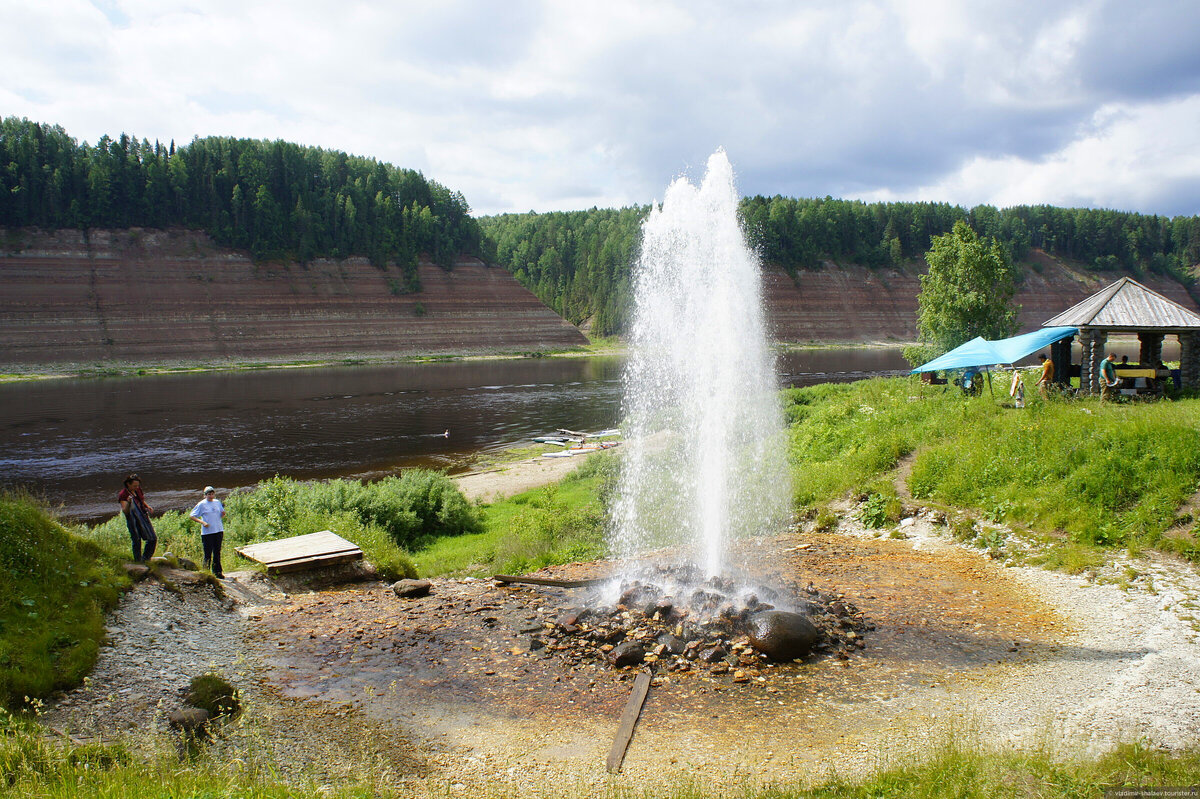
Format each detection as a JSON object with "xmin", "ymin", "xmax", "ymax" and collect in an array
[
  {"xmin": 1138, "ymin": 332, "xmax": 1164, "ymax": 366},
  {"xmin": 1080, "ymin": 329, "xmax": 1107, "ymax": 395},
  {"xmin": 1181, "ymin": 332, "xmax": 1200, "ymax": 389}
]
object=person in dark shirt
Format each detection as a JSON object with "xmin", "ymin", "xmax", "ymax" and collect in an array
[{"xmin": 117, "ymin": 473, "xmax": 157, "ymax": 562}]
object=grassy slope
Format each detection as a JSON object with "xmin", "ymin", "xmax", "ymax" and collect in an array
[
  {"xmin": 786, "ymin": 378, "xmax": 1200, "ymax": 560},
  {"xmin": 0, "ymin": 494, "xmax": 128, "ymax": 710}
]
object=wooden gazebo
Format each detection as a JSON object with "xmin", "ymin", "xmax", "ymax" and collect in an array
[{"xmin": 1043, "ymin": 277, "xmax": 1200, "ymax": 393}]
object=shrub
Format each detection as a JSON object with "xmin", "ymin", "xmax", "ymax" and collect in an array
[
  {"xmin": 492, "ymin": 487, "xmax": 606, "ymax": 574},
  {"xmin": 858, "ymin": 492, "xmax": 900, "ymax": 529},
  {"xmin": 185, "ymin": 673, "xmax": 241, "ymax": 719}
]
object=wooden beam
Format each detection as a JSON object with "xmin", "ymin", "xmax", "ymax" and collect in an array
[
  {"xmin": 606, "ymin": 672, "xmax": 652, "ymax": 774},
  {"xmin": 492, "ymin": 574, "xmax": 609, "ymax": 588}
]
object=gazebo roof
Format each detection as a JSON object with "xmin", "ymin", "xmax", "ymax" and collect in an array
[{"xmin": 1044, "ymin": 276, "xmax": 1200, "ymax": 330}]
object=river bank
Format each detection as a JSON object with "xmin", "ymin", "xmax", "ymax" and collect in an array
[{"xmin": 0, "ymin": 338, "xmax": 918, "ymax": 383}]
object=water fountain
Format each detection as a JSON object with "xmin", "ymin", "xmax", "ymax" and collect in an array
[
  {"xmin": 611, "ymin": 149, "xmax": 791, "ymax": 579},
  {"xmin": 527, "ymin": 152, "xmax": 869, "ymax": 676}
]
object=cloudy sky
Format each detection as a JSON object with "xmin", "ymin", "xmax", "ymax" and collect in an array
[{"xmin": 5, "ymin": 0, "xmax": 1200, "ymax": 217}]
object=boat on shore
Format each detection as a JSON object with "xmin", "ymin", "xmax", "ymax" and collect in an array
[
  {"xmin": 536, "ymin": 428, "xmax": 622, "ymax": 457},
  {"xmin": 542, "ymin": 441, "xmax": 621, "ymax": 458}
]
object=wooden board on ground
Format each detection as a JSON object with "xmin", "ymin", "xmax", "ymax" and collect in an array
[
  {"xmin": 606, "ymin": 671, "xmax": 653, "ymax": 773},
  {"xmin": 236, "ymin": 530, "xmax": 363, "ymax": 574},
  {"xmin": 493, "ymin": 574, "xmax": 610, "ymax": 589}
]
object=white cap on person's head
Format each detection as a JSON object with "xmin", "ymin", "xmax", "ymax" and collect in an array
[{"xmin": 203, "ymin": 486, "xmax": 215, "ymax": 495}]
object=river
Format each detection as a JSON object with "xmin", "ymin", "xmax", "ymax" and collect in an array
[{"xmin": 0, "ymin": 348, "xmax": 908, "ymax": 522}]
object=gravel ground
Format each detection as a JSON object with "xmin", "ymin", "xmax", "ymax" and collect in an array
[{"xmin": 40, "ymin": 509, "xmax": 1200, "ymax": 796}]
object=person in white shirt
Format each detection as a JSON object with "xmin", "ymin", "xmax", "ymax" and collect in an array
[{"xmin": 189, "ymin": 486, "xmax": 226, "ymax": 578}]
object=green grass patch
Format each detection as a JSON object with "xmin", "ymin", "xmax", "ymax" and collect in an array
[
  {"xmin": 412, "ymin": 453, "xmax": 614, "ymax": 577},
  {"xmin": 785, "ymin": 378, "xmax": 1200, "ymax": 560},
  {"xmin": 2, "ymin": 707, "xmax": 1199, "ymax": 799},
  {"xmin": 0, "ymin": 493, "xmax": 128, "ymax": 711}
]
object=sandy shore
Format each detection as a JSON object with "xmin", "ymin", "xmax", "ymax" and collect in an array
[{"xmin": 452, "ymin": 452, "xmax": 598, "ymax": 502}]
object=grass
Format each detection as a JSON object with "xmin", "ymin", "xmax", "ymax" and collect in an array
[
  {"xmin": 2, "ymin": 704, "xmax": 1199, "ymax": 799},
  {"xmin": 0, "ymin": 492, "xmax": 128, "ymax": 711},
  {"xmin": 412, "ymin": 452, "xmax": 614, "ymax": 577},
  {"xmin": 785, "ymin": 377, "xmax": 1200, "ymax": 561},
  {"xmin": 87, "ymin": 470, "xmax": 487, "ymax": 583}
]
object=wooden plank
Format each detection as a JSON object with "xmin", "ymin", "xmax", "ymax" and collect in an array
[
  {"xmin": 237, "ymin": 530, "xmax": 359, "ymax": 566},
  {"xmin": 606, "ymin": 672, "xmax": 652, "ymax": 774},
  {"xmin": 262, "ymin": 547, "xmax": 362, "ymax": 567},
  {"xmin": 266, "ymin": 551, "xmax": 363, "ymax": 574},
  {"xmin": 492, "ymin": 574, "xmax": 609, "ymax": 589}
]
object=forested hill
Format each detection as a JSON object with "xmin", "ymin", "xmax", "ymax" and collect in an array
[
  {"xmin": 481, "ymin": 198, "xmax": 1200, "ymax": 337},
  {"xmin": 0, "ymin": 118, "xmax": 482, "ymax": 285}
]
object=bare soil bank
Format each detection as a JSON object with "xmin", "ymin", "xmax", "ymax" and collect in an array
[
  {"xmin": 5, "ymin": 227, "xmax": 1198, "ymax": 372},
  {"xmin": 0, "ymin": 227, "xmax": 587, "ymax": 369},
  {"xmin": 764, "ymin": 249, "xmax": 1200, "ymax": 343}
]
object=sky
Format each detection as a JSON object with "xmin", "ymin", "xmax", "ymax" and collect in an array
[{"xmin": 4, "ymin": 0, "xmax": 1200, "ymax": 218}]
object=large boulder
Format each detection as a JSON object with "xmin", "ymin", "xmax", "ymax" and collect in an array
[
  {"xmin": 609, "ymin": 641, "xmax": 646, "ymax": 668},
  {"xmin": 746, "ymin": 610, "xmax": 822, "ymax": 661},
  {"xmin": 392, "ymin": 579, "xmax": 432, "ymax": 598}
]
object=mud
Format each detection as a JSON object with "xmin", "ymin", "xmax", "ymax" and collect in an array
[{"xmin": 246, "ymin": 529, "xmax": 1072, "ymax": 785}]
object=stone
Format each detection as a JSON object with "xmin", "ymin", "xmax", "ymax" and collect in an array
[
  {"xmin": 609, "ymin": 641, "xmax": 646, "ymax": 667},
  {"xmin": 656, "ymin": 634, "xmax": 686, "ymax": 656},
  {"xmin": 123, "ymin": 563, "xmax": 150, "ymax": 581},
  {"xmin": 177, "ymin": 557, "xmax": 199, "ymax": 571},
  {"xmin": 746, "ymin": 610, "xmax": 822, "ymax": 661},
  {"xmin": 698, "ymin": 645, "xmax": 728, "ymax": 664},
  {"xmin": 391, "ymin": 579, "xmax": 432, "ymax": 598},
  {"xmin": 168, "ymin": 707, "xmax": 211, "ymax": 733}
]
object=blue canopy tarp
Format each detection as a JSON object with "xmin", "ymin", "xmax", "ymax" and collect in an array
[{"xmin": 910, "ymin": 327, "xmax": 1077, "ymax": 373}]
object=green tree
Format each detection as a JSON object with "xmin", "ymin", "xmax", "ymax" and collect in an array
[{"xmin": 908, "ymin": 221, "xmax": 1019, "ymax": 365}]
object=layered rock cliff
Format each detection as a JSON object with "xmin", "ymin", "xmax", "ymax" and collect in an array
[
  {"xmin": 0, "ymin": 228, "xmax": 588, "ymax": 368},
  {"xmin": 2, "ymin": 227, "xmax": 1197, "ymax": 369},
  {"xmin": 763, "ymin": 249, "xmax": 1200, "ymax": 342}
]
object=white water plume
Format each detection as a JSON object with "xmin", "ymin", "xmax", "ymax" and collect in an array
[{"xmin": 612, "ymin": 150, "xmax": 791, "ymax": 578}]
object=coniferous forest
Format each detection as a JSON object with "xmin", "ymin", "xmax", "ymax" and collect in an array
[
  {"xmin": 483, "ymin": 197, "xmax": 1200, "ymax": 336},
  {"xmin": 4, "ymin": 117, "xmax": 1200, "ymax": 338},
  {"xmin": 0, "ymin": 118, "xmax": 482, "ymax": 289}
]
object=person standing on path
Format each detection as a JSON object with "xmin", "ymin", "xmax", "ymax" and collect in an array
[
  {"xmin": 189, "ymin": 486, "xmax": 226, "ymax": 578},
  {"xmin": 117, "ymin": 473, "xmax": 157, "ymax": 562}
]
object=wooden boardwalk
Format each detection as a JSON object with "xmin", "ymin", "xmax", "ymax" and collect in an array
[{"xmin": 236, "ymin": 530, "xmax": 363, "ymax": 574}]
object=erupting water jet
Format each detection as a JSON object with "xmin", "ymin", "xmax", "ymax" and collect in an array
[{"xmin": 612, "ymin": 150, "xmax": 791, "ymax": 579}]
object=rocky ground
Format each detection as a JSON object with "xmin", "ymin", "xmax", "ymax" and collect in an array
[{"xmin": 41, "ymin": 504, "xmax": 1200, "ymax": 796}]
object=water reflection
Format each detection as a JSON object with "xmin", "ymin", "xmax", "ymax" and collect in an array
[{"xmin": 0, "ymin": 349, "xmax": 908, "ymax": 521}]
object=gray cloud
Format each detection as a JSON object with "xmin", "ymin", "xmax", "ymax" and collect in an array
[{"xmin": 3, "ymin": 0, "xmax": 1199, "ymax": 216}]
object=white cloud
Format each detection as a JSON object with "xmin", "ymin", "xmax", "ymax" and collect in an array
[
  {"xmin": 2, "ymin": 0, "xmax": 1199, "ymax": 215},
  {"xmin": 863, "ymin": 96, "xmax": 1200, "ymax": 214}
]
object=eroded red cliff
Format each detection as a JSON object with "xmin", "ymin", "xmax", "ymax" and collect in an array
[{"xmin": 0, "ymin": 228, "xmax": 587, "ymax": 367}]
